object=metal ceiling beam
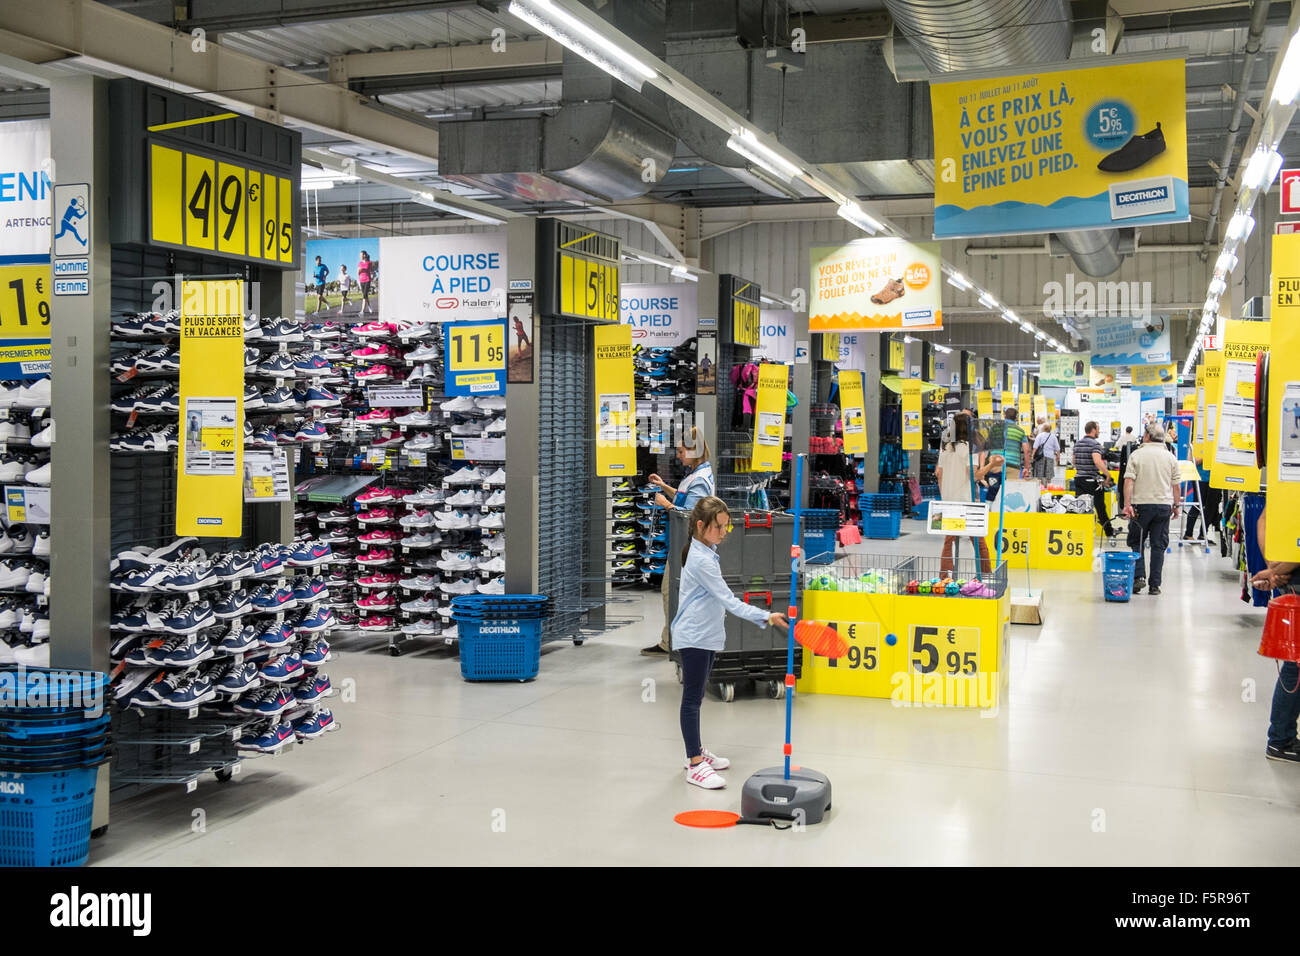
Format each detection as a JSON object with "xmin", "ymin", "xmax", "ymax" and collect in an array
[
  {"xmin": 0, "ymin": 0, "xmax": 443, "ymax": 164},
  {"xmin": 100, "ymin": 0, "xmax": 493, "ymax": 33},
  {"xmin": 328, "ymin": 37, "xmax": 562, "ymax": 84}
]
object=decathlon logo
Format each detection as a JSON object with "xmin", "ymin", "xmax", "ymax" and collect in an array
[
  {"xmin": 1109, "ymin": 176, "xmax": 1175, "ymax": 220},
  {"xmin": 50, "ymin": 887, "xmax": 152, "ymax": 936},
  {"xmin": 0, "ymin": 780, "xmax": 22, "ymax": 794}
]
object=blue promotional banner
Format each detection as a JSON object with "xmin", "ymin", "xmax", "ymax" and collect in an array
[
  {"xmin": 444, "ymin": 318, "xmax": 506, "ymax": 396},
  {"xmin": 619, "ymin": 282, "xmax": 697, "ymax": 346},
  {"xmin": 1090, "ymin": 313, "xmax": 1171, "ymax": 366}
]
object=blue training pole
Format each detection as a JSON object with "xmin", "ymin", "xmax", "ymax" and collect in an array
[{"xmin": 784, "ymin": 453, "xmax": 805, "ymax": 782}]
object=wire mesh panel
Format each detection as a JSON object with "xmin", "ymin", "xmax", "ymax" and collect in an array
[
  {"xmin": 537, "ymin": 318, "xmax": 592, "ymax": 643},
  {"xmin": 802, "ymin": 551, "xmax": 1008, "ymax": 598}
]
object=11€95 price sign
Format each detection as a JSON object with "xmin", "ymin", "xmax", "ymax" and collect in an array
[{"xmin": 445, "ymin": 319, "xmax": 506, "ymax": 396}]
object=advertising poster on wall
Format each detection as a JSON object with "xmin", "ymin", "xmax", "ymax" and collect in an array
[
  {"xmin": 810, "ymin": 236, "xmax": 942, "ymax": 333},
  {"xmin": 304, "ymin": 237, "xmax": 381, "ymax": 317},
  {"xmin": 507, "ymin": 291, "xmax": 533, "ymax": 384},
  {"xmin": 1090, "ymin": 314, "xmax": 1171, "ymax": 366},
  {"xmin": 1040, "ymin": 352, "xmax": 1090, "ymax": 387},
  {"xmin": 696, "ymin": 330, "xmax": 717, "ymax": 395},
  {"xmin": 755, "ymin": 310, "xmax": 795, "ymax": 365},
  {"xmin": 834, "ymin": 332, "xmax": 868, "ymax": 372},
  {"xmin": 619, "ymin": 283, "xmax": 698, "ymax": 347},
  {"xmin": 0, "ymin": 120, "xmax": 51, "ymax": 258},
  {"xmin": 930, "ymin": 57, "xmax": 1189, "ymax": 238},
  {"xmin": 376, "ymin": 233, "xmax": 507, "ymax": 324},
  {"xmin": 1132, "ymin": 363, "xmax": 1177, "ymax": 398}
]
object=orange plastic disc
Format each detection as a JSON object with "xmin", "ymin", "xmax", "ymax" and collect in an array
[
  {"xmin": 794, "ymin": 620, "xmax": 849, "ymax": 659},
  {"xmin": 674, "ymin": 810, "xmax": 741, "ymax": 828}
]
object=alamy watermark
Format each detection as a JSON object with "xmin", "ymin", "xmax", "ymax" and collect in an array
[
  {"xmin": 0, "ymin": 663, "xmax": 104, "ymax": 718},
  {"xmin": 1042, "ymin": 274, "xmax": 1152, "ymax": 321}
]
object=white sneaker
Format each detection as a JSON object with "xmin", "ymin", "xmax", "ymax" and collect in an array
[
  {"xmin": 484, "ymin": 489, "xmax": 505, "ymax": 508},
  {"xmin": 30, "ymin": 422, "xmax": 54, "ymax": 447},
  {"xmin": 474, "ymin": 396, "xmax": 506, "ymax": 413},
  {"xmin": 0, "ymin": 460, "xmax": 24, "ymax": 481},
  {"xmin": 0, "ymin": 422, "xmax": 30, "ymax": 441},
  {"xmin": 483, "ymin": 417, "xmax": 507, "ymax": 436},
  {"xmin": 450, "ymin": 422, "xmax": 482, "ymax": 437},
  {"xmin": 477, "ymin": 556, "xmax": 506, "ymax": 574},
  {"xmin": 24, "ymin": 462, "xmax": 51, "ymax": 485},
  {"xmin": 481, "ymin": 468, "xmax": 506, "ymax": 487},
  {"xmin": 402, "ymin": 532, "xmax": 438, "ymax": 548},
  {"xmin": 436, "ymin": 552, "xmax": 475, "ymax": 572},
  {"xmin": 685, "ymin": 760, "xmax": 725, "ymax": 789},
  {"xmin": 30, "ymin": 617, "xmax": 49, "ymax": 640},
  {"xmin": 14, "ymin": 378, "xmax": 51, "ymax": 408},
  {"xmin": 440, "ymin": 396, "xmax": 477, "ymax": 414},
  {"xmin": 405, "ymin": 432, "xmax": 440, "ymax": 450},
  {"xmin": 408, "ymin": 344, "xmax": 440, "ymax": 361},
  {"xmin": 25, "ymin": 570, "xmax": 45, "ymax": 593},
  {"xmin": 0, "ymin": 637, "xmax": 14, "ymax": 664},
  {"xmin": 32, "ymin": 532, "xmax": 50, "ymax": 557},
  {"xmin": 479, "ymin": 512, "xmax": 504, "ymax": 530},
  {"xmin": 394, "ymin": 410, "xmax": 433, "ymax": 427},
  {"xmin": 445, "ymin": 489, "xmax": 482, "ymax": 507},
  {"xmin": 683, "ymin": 748, "xmax": 731, "ymax": 771},
  {"xmin": 434, "ymin": 511, "xmax": 472, "ymax": 531},
  {"xmin": 476, "ymin": 578, "xmax": 504, "ymax": 595},
  {"xmin": 13, "ymin": 641, "xmax": 49, "ymax": 667},
  {"xmin": 443, "ymin": 466, "xmax": 483, "ymax": 486}
]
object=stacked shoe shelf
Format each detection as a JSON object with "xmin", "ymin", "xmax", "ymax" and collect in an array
[
  {"xmin": 108, "ymin": 536, "xmax": 341, "ymax": 779},
  {"xmin": 290, "ymin": 319, "xmax": 507, "ymax": 657},
  {"xmin": 0, "ymin": 376, "xmax": 54, "ymax": 666}
]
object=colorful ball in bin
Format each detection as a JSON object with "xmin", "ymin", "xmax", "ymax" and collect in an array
[
  {"xmin": 918, "ymin": 581, "xmax": 932, "ymax": 594},
  {"xmin": 906, "ymin": 580, "xmax": 919, "ymax": 594},
  {"xmin": 945, "ymin": 582, "xmax": 960, "ymax": 596}
]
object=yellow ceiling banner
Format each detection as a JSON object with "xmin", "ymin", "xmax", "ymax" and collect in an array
[
  {"xmin": 750, "ymin": 363, "xmax": 789, "ymax": 472},
  {"xmin": 1193, "ymin": 365, "xmax": 1206, "ymax": 460},
  {"xmin": 839, "ymin": 370, "xmax": 867, "ymax": 455},
  {"xmin": 1210, "ymin": 321, "xmax": 1269, "ymax": 491},
  {"xmin": 1202, "ymin": 351, "xmax": 1223, "ymax": 470},
  {"xmin": 902, "ymin": 380, "xmax": 923, "ymax": 451}
]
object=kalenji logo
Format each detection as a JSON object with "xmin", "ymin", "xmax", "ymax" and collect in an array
[
  {"xmin": 630, "ymin": 328, "xmax": 648, "ymax": 338},
  {"xmin": 435, "ymin": 297, "xmax": 460, "ymax": 309}
]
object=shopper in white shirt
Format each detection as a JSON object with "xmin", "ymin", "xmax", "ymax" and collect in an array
[
  {"xmin": 672, "ymin": 496, "xmax": 787, "ymax": 789},
  {"xmin": 1121, "ymin": 422, "xmax": 1182, "ymax": 595}
]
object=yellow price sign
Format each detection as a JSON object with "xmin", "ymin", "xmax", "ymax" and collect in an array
[
  {"xmin": 1043, "ymin": 524, "xmax": 1089, "ymax": 561},
  {"xmin": 993, "ymin": 524, "xmax": 1030, "ymax": 558},
  {"xmin": 1235, "ymin": 381, "xmax": 1255, "ymax": 399},
  {"xmin": 808, "ymin": 621, "xmax": 880, "ymax": 673},
  {"xmin": 1230, "ymin": 430, "xmax": 1256, "ymax": 451},
  {"xmin": 202, "ymin": 427, "xmax": 236, "ymax": 452},
  {"xmin": 733, "ymin": 299, "xmax": 760, "ymax": 347},
  {"xmin": 5, "ymin": 489, "xmax": 25, "ymax": 523},
  {"xmin": 558, "ymin": 251, "xmax": 619, "ymax": 322},
  {"xmin": 908, "ymin": 624, "xmax": 979, "ymax": 677},
  {"xmin": 0, "ymin": 263, "xmax": 51, "ymax": 339},
  {"xmin": 150, "ymin": 143, "xmax": 295, "ymax": 266},
  {"xmin": 889, "ymin": 338, "xmax": 905, "ymax": 371},
  {"xmin": 940, "ymin": 517, "xmax": 967, "ymax": 532},
  {"xmin": 821, "ymin": 332, "xmax": 840, "ymax": 362},
  {"xmin": 447, "ymin": 322, "xmax": 506, "ymax": 373},
  {"xmin": 250, "ymin": 475, "xmax": 273, "ymax": 498}
]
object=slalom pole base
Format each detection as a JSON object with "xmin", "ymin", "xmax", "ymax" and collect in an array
[{"xmin": 740, "ymin": 766, "xmax": 833, "ymax": 825}]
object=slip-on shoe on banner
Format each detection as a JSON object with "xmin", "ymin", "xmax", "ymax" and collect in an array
[{"xmin": 1097, "ymin": 122, "xmax": 1165, "ymax": 173}]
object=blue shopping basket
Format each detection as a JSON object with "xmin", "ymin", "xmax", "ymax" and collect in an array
[{"xmin": 1103, "ymin": 551, "xmax": 1140, "ymax": 602}]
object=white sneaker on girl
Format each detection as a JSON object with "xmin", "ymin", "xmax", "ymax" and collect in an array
[
  {"xmin": 683, "ymin": 747, "xmax": 730, "ymax": 770},
  {"xmin": 685, "ymin": 760, "xmax": 725, "ymax": 789}
]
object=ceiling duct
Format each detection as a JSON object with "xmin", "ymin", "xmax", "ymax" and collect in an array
[
  {"xmin": 438, "ymin": 0, "xmax": 675, "ymax": 203},
  {"xmin": 882, "ymin": 0, "xmax": 1129, "ymax": 278},
  {"xmin": 664, "ymin": 0, "xmax": 933, "ymax": 196}
]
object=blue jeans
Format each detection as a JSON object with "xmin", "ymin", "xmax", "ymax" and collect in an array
[
  {"xmin": 1127, "ymin": 503, "xmax": 1171, "ymax": 587},
  {"xmin": 1269, "ymin": 662, "xmax": 1300, "ymax": 747},
  {"xmin": 679, "ymin": 647, "xmax": 715, "ymax": 760}
]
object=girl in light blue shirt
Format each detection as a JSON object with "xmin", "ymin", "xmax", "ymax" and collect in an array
[{"xmin": 672, "ymin": 496, "xmax": 787, "ymax": 789}]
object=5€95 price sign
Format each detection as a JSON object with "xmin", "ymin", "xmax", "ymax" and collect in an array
[
  {"xmin": 445, "ymin": 319, "xmax": 506, "ymax": 397},
  {"xmin": 909, "ymin": 624, "xmax": 979, "ymax": 677}
]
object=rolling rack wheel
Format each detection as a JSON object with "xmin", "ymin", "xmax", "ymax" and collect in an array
[
  {"xmin": 389, "ymin": 645, "xmax": 402, "ymax": 657},
  {"xmin": 572, "ymin": 638, "xmax": 585, "ymax": 646},
  {"xmin": 766, "ymin": 679, "xmax": 785, "ymax": 699},
  {"xmin": 214, "ymin": 768, "xmax": 234, "ymax": 784},
  {"xmin": 717, "ymin": 682, "xmax": 735, "ymax": 703},
  {"xmin": 91, "ymin": 826, "xmax": 108, "ymax": 839}
]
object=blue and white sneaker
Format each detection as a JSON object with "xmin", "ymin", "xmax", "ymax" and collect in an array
[
  {"xmin": 260, "ymin": 653, "xmax": 304, "ymax": 683},
  {"xmin": 215, "ymin": 661, "xmax": 260, "ymax": 695},
  {"xmin": 130, "ymin": 637, "xmax": 177, "ymax": 668},
  {"xmin": 111, "ymin": 606, "xmax": 153, "ymax": 631},
  {"xmin": 294, "ymin": 354, "xmax": 332, "ymax": 375},
  {"xmin": 236, "ymin": 720, "xmax": 296, "ymax": 753},
  {"xmin": 263, "ymin": 320, "xmax": 304, "ymax": 343},
  {"xmin": 213, "ymin": 589, "xmax": 252, "ymax": 619},
  {"xmin": 251, "ymin": 685, "xmax": 296, "ymax": 717},
  {"xmin": 142, "ymin": 310, "xmax": 181, "ymax": 335},
  {"xmin": 291, "ymin": 577, "xmax": 329, "ymax": 604},
  {"xmin": 303, "ymin": 386, "xmax": 341, "ymax": 408},
  {"xmin": 217, "ymin": 623, "xmax": 259, "ymax": 654},
  {"xmin": 294, "ymin": 422, "xmax": 329, "ymax": 443},
  {"xmin": 114, "ymin": 314, "xmax": 153, "ymax": 337},
  {"xmin": 212, "ymin": 552, "xmax": 255, "ymax": 582},
  {"xmin": 262, "ymin": 386, "xmax": 297, "ymax": 410},
  {"xmin": 110, "ymin": 632, "xmax": 145, "ymax": 659},
  {"xmin": 159, "ymin": 351, "xmax": 182, "ymax": 372},
  {"xmin": 251, "ymin": 586, "xmax": 296, "ymax": 612},
  {"xmin": 244, "ymin": 346, "xmax": 260, "ymax": 368},
  {"xmin": 244, "ymin": 384, "xmax": 265, "ymax": 410},
  {"xmin": 163, "ymin": 673, "xmax": 216, "ymax": 708},
  {"xmin": 162, "ymin": 601, "xmax": 215, "ymax": 635},
  {"xmin": 250, "ymin": 549, "xmax": 285, "ymax": 576},
  {"xmin": 134, "ymin": 672, "xmax": 188, "ymax": 708},
  {"xmin": 294, "ymin": 673, "xmax": 332, "ymax": 704},
  {"xmin": 120, "ymin": 564, "xmax": 173, "ymax": 592},
  {"xmin": 258, "ymin": 622, "xmax": 294, "ymax": 649},
  {"xmin": 162, "ymin": 562, "xmax": 217, "ymax": 592},
  {"xmin": 299, "ymin": 638, "xmax": 330, "ymax": 666},
  {"xmin": 258, "ymin": 354, "xmax": 297, "ymax": 377},
  {"xmin": 288, "ymin": 542, "xmax": 332, "ymax": 567},
  {"xmin": 293, "ymin": 709, "xmax": 338, "ymax": 740},
  {"xmin": 163, "ymin": 636, "xmax": 215, "ymax": 667},
  {"xmin": 646, "ymin": 547, "xmax": 669, "ymax": 560},
  {"xmin": 296, "ymin": 608, "xmax": 334, "ymax": 635}
]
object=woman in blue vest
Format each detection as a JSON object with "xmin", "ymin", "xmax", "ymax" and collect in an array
[{"xmin": 642, "ymin": 426, "xmax": 714, "ymax": 656}]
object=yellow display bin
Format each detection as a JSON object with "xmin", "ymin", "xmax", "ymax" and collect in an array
[
  {"xmin": 799, "ymin": 589, "xmax": 1010, "ymax": 709},
  {"xmin": 983, "ymin": 511, "xmax": 1094, "ymax": 571}
]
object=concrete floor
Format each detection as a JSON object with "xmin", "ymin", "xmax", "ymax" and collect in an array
[{"xmin": 90, "ymin": 525, "xmax": 1300, "ymax": 866}]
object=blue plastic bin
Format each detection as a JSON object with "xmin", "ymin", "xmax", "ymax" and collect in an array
[
  {"xmin": 457, "ymin": 618, "xmax": 543, "ymax": 681},
  {"xmin": 803, "ymin": 527, "xmax": 838, "ymax": 564},
  {"xmin": 0, "ymin": 766, "xmax": 99, "ymax": 867},
  {"xmin": 1103, "ymin": 551, "xmax": 1140, "ymax": 602}
]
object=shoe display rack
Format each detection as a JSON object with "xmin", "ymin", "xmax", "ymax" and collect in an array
[
  {"xmin": 0, "ymin": 375, "xmax": 54, "ymax": 667},
  {"xmin": 289, "ymin": 320, "xmax": 507, "ymax": 656}
]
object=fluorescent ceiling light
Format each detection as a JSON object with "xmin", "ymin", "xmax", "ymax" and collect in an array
[
  {"xmin": 903, "ymin": 335, "xmax": 917, "ymax": 344},
  {"xmin": 671, "ymin": 266, "xmax": 698, "ymax": 282},
  {"xmin": 1019, "ymin": 321, "xmax": 1034, "ymax": 334},
  {"xmin": 1275, "ymin": 32, "xmax": 1300, "ymax": 105},
  {"xmin": 726, "ymin": 129, "xmax": 802, "ymax": 183},
  {"xmin": 1208, "ymin": 277, "xmax": 1226, "ymax": 296},
  {"xmin": 414, "ymin": 192, "xmax": 506, "ymax": 225},
  {"xmin": 1226, "ymin": 211, "xmax": 1255, "ymax": 241},
  {"xmin": 933, "ymin": 344, "xmax": 953, "ymax": 354},
  {"xmin": 1215, "ymin": 251, "xmax": 1238, "ymax": 273},
  {"xmin": 947, "ymin": 272, "xmax": 972, "ymax": 291},
  {"xmin": 1242, "ymin": 146, "xmax": 1283, "ymax": 191},
  {"xmin": 507, "ymin": 0, "xmax": 656, "ymax": 92},
  {"xmin": 836, "ymin": 201, "xmax": 882, "ymax": 235},
  {"xmin": 1035, "ymin": 329, "xmax": 1047, "ymax": 340},
  {"xmin": 300, "ymin": 179, "xmax": 339, "ymax": 191},
  {"xmin": 977, "ymin": 291, "xmax": 998, "ymax": 309},
  {"xmin": 1001, "ymin": 309, "xmax": 1018, "ymax": 324}
]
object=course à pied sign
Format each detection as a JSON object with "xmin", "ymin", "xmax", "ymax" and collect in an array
[
  {"xmin": 618, "ymin": 283, "xmax": 697, "ymax": 347},
  {"xmin": 378, "ymin": 233, "xmax": 506, "ymax": 323},
  {"xmin": 930, "ymin": 57, "xmax": 1188, "ymax": 238},
  {"xmin": 810, "ymin": 236, "xmax": 942, "ymax": 333}
]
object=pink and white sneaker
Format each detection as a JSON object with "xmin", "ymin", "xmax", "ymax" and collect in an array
[
  {"xmin": 356, "ymin": 590, "xmax": 395, "ymax": 609},
  {"xmin": 355, "ymin": 548, "xmax": 394, "ymax": 565},
  {"xmin": 371, "ymin": 430, "xmax": 405, "ymax": 447},
  {"xmin": 357, "ymin": 614, "xmax": 395, "ymax": 630},
  {"xmin": 351, "ymin": 343, "xmax": 398, "ymax": 361},
  {"xmin": 685, "ymin": 760, "xmax": 725, "ymax": 789},
  {"xmin": 352, "ymin": 321, "xmax": 395, "ymax": 337},
  {"xmin": 356, "ymin": 408, "xmax": 393, "ymax": 424},
  {"xmin": 682, "ymin": 748, "xmax": 731, "ymax": 771},
  {"xmin": 356, "ymin": 508, "xmax": 396, "ymax": 524},
  {"xmin": 358, "ymin": 529, "xmax": 399, "ymax": 544},
  {"xmin": 357, "ymin": 571, "xmax": 399, "ymax": 588},
  {"xmin": 356, "ymin": 485, "xmax": 395, "ymax": 503},
  {"xmin": 355, "ymin": 364, "xmax": 392, "ymax": 382}
]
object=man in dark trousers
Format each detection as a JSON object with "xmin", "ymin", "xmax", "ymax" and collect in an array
[
  {"xmin": 1073, "ymin": 420, "xmax": 1116, "ymax": 539},
  {"xmin": 1121, "ymin": 422, "xmax": 1182, "ymax": 595}
]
